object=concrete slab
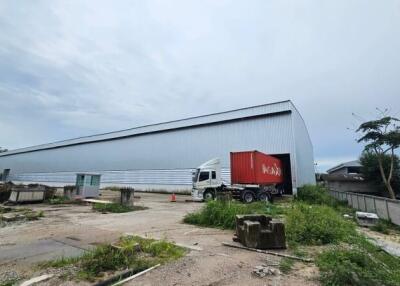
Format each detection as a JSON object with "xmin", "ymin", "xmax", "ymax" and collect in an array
[{"xmin": 0, "ymin": 239, "xmax": 84, "ymax": 265}]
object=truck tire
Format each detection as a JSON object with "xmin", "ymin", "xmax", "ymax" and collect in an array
[
  {"xmin": 258, "ymin": 192, "xmax": 274, "ymax": 203},
  {"xmin": 203, "ymin": 189, "xmax": 215, "ymax": 201},
  {"xmin": 242, "ymin": 190, "xmax": 256, "ymax": 203},
  {"xmin": 258, "ymin": 191, "xmax": 268, "ymax": 202}
]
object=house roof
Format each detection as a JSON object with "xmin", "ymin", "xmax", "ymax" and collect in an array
[{"xmin": 326, "ymin": 160, "xmax": 361, "ymax": 174}]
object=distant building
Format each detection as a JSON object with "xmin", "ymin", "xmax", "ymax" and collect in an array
[
  {"xmin": 326, "ymin": 160, "xmax": 361, "ymax": 175},
  {"xmin": 324, "ymin": 160, "xmax": 376, "ymax": 194}
]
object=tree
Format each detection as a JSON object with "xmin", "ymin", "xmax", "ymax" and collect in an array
[
  {"xmin": 359, "ymin": 151, "xmax": 400, "ymax": 196},
  {"xmin": 0, "ymin": 147, "xmax": 7, "ymax": 153},
  {"xmin": 356, "ymin": 115, "xmax": 400, "ymax": 199}
]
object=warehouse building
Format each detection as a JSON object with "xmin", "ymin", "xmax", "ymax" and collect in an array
[{"xmin": 0, "ymin": 100, "xmax": 315, "ymax": 194}]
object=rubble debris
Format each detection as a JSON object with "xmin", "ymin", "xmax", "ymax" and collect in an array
[
  {"xmin": 253, "ymin": 265, "xmax": 280, "ymax": 277},
  {"xmin": 82, "ymin": 199, "xmax": 112, "ymax": 204},
  {"xmin": 234, "ymin": 214, "xmax": 286, "ymax": 249},
  {"xmin": 8, "ymin": 185, "xmax": 46, "ymax": 203},
  {"xmin": 356, "ymin": 211, "xmax": 379, "ymax": 227},
  {"xmin": 20, "ymin": 274, "xmax": 53, "ymax": 286},
  {"xmin": 0, "ymin": 270, "xmax": 21, "ymax": 285},
  {"xmin": 1, "ymin": 213, "xmax": 25, "ymax": 222}
]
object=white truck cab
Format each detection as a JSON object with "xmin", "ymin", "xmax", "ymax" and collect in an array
[
  {"xmin": 192, "ymin": 156, "xmax": 280, "ymax": 203},
  {"xmin": 191, "ymin": 158, "xmax": 222, "ymax": 201}
]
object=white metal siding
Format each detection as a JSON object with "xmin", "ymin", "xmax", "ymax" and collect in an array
[
  {"xmin": 0, "ymin": 114, "xmax": 293, "ymax": 173},
  {"xmin": 291, "ymin": 103, "xmax": 316, "ymax": 186},
  {"xmin": 0, "ymin": 101, "xmax": 315, "ymax": 191}
]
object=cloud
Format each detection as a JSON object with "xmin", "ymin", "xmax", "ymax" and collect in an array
[{"xmin": 0, "ymin": 0, "xmax": 399, "ymax": 170}]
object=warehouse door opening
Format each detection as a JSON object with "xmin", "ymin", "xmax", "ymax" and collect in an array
[{"xmin": 271, "ymin": 154, "xmax": 293, "ymax": 195}]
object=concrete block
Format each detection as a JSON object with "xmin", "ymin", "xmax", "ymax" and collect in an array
[
  {"xmin": 234, "ymin": 214, "xmax": 286, "ymax": 249},
  {"xmin": 120, "ymin": 188, "xmax": 135, "ymax": 207},
  {"xmin": 356, "ymin": 211, "xmax": 379, "ymax": 227}
]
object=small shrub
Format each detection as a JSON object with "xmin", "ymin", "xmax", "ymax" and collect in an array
[
  {"xmin": 49, "ymin": 197, "xmax": 69, "ymax": 205},
  {"xmin": 285, "ymin": 203, "xmax": 356, "ymax": 245},
  {"xmin": 317, "ymin": 239, "xmax": 400, "ymax": 286},
  {"xmin": 92, "ymin": 203, "xmax": 147, "ymax": 213},
  {"xmin": 297, "ymin": 185, "xmax": 337, "ymax": 206},
  {"xmin": 183, "ymin": 200, "xmax": 285, "ymax": 229}
]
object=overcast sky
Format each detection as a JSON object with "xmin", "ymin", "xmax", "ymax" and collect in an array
[{"xmin": 0, "ymin": 1, "xmax": 399, "ymax": 171}]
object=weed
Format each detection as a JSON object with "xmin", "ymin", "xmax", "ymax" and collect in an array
[
  {"xmin": 92, "ymin": 203, "xmax": 148, "ymax": 213},
  {"xmin": 317, "ymin": 237, "xmax": 400, "ymax": 286},
  {"xmin": 0, "ymin": 279, "xmax": 20, "ymax": 286},
  {"xmin": 285, "ymin": 203, "xmax": 356, "ymax": 245},
  {"xmin": 183, "ymin": 200, "xmax": 285, "ymax": 229},
  {"xmin": 39, "ymin": 236, "xmax": 185, "ymax": 281},
  {"xmin": 48, "ymin": 197, "xmax": 70, "ymax": 205},
  {"xmin": 39, "ymin": 256, "xmax": 79, "ymax": 268},
  {"xmin": 370, "ymin": 219, "xmax": 400, "ymax": 235},
  {"xmin": 296, "ymin": 185, "xmax": 349, "ymax": 211},
  {"xmin": 24, "ymin": 210, "xmax": 44, "ymax": 220},
  {"xmin": 279, "ymin": 258, "xmax": 295, "ymax": 274}
]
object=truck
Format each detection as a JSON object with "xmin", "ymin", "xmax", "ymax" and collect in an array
[{"xmin": 192, "ymin": 150, "xmax": 284, "ymax": 203}]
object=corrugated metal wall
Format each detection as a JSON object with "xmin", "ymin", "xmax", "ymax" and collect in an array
[
  {"xmin": 0, "ymin": 101, "xmax": 316, "ymax": 192},
  {"xmin": 291, "ymin": 105, "xmax": 316, "ymax": 187}
]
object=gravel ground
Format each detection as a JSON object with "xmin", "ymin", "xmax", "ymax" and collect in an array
[{"xmin": 0, "ymin": 192, "xmax": 319, "ymax": 286}]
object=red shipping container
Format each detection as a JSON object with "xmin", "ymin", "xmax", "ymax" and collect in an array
[{"xmin": 230, "ymin": 151, "xmax": 284, "ymax": 185}]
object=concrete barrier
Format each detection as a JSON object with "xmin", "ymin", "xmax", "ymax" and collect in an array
[{"xmin": 329, "ymin": 190, "xmax": 400, "ymax": 226}]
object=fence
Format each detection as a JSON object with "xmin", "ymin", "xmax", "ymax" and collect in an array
[{"xmin": 329, "ymin": 190, "xmax": 400, "ymax": 226}]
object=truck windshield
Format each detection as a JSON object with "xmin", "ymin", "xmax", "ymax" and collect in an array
[{"xmin": 192, "ymin": 169, "xmax": 200, "ymax": 183}]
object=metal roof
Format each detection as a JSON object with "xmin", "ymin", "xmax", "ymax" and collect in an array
[
  {"xmin": 0, "ymin": 100, "xmax": 293, "ymax": 157},
  {"xmin": 326, "ymin": 160, "xmax": 361, "ymax": 174}
]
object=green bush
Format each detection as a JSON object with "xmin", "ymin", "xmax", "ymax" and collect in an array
[
  {"xmin": 285, "ymin": 203, "xmax": 356, "ymax": 245},
  {"xmin": 92, "ymin": 203, "xmax": 147, "ymax": 213},
  {"xmin": 183, "ymin": 200, "xmax": 285, "ymax": 229},
  {"xmin": 296, "ymin": 185, "xmax": 337, "ymax": 206},
  {"xmin": 40, "ymin": 236, "xmax": 185, "ymax": 281},
  {"xmin": 317, "ymin": 238, "xmax": 400, "ymax": 286}
]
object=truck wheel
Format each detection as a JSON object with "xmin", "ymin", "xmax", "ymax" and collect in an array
[
  {"xmin": 203, "ymin": 190, "xmax": 215, "ymax": 201},
  {"xmin": 258, "ymin": 192, "xmax": 269, "ymax": 202},
  {"xmin": 242, "ymin": 190, "xmax": 255, "ymax": 203}
]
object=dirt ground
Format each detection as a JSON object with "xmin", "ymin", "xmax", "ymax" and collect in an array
[{"xmin": 0, "ymin": 191, "xmax": 319, "ymax": 286}]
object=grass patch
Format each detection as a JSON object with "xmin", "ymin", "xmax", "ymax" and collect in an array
[
  {"xmin": 48, "ymin": 196, "xmax": 71, "ymax": 205},
  {"xmin": 285, "ymin": 203, "xmax": 356, "ymax": 245},
  {"xmin": 0, "ymin": 279, "xmax": 20, "ymax": 286},
  {"xmin": 279, "ymin": 258, "xmax": 295, "ymax": 274},
  {"xmin": 183, "ymin": 187, "xmax": 400, "ymax": 285},
  {"xmin": 39, "ymin": 236, "xmax": 185, "ymax": 281},
  {"xmin": 92, "ymin": 203, "xmax": 148, "ymax": 213},
  {"xmin": 370, "ymin": 219, "xmax": 400, "ymax": 235},
  {"xmin": 317, "ymin": 235, "xmax": 400, "ymax": 286},
  {"xmin": 296, "ymin": 184, "xmax": 347, "ymax": 208},
  {"xmin": 183, "ymin": 200, "xmax": 285, "ymax": 229},
  {"xmin": 24, "ymin": 210, "xmax": 44, "ymax": 220}
]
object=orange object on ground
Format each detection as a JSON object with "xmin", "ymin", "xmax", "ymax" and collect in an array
[{"xmin": 170, "ymin": 193, "xmax": 176, "ymax": 202}]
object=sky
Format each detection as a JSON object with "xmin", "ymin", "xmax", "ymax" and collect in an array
[{"xmin": 0, "ymin": 0, "xmax": 399, "ymax": 172}]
